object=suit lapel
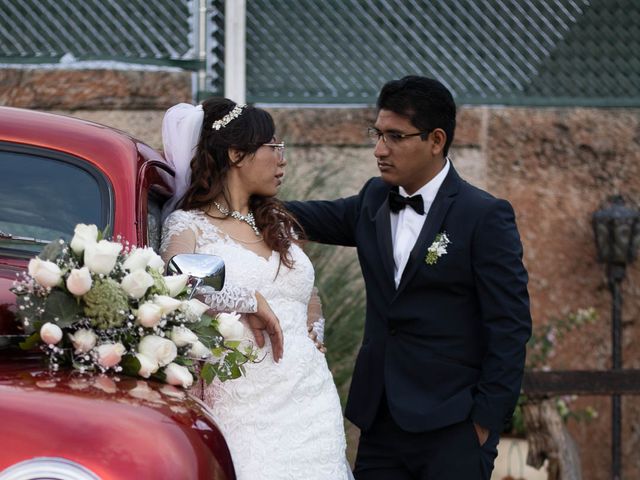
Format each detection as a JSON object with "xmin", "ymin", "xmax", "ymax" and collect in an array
[
  {"xmin": 373, "ymin": 195, "xmax": 395, "ymax": 286},
  {"xmin": 394, "ymin": 165, "xmax": 461, "ymax": 298}
]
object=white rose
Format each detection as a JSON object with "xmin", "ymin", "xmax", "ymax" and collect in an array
[
  {"xmin": 123, "ymin": 248, "xmax": 152, "ymax": 272},
  {"xmin": 169, "ymin": 326, "xmax": 199, "ymax": 347},
  {"xmin": 181, "ymin": 298, "xmax": 210, "ymax": 322},
  {"xmin": 147, "ymin": 252, "xmax": 165, "ymax": 272},
  {"xmin": 40, "ymin": 322, "xmax": 63, "ymax": 345},
  {"xmin": 66, "ymin": 266, "xmax": 93, "ymax": 296},
  {"xmin": 123, "ymin": 248, "xmax": 165, "ymax": 273},
  {"xmin": 217, "ymin": 312, "xmax": 245, "ymax": 341},
  {"xmin": 121, "ymin": 270, "xmax": 154, "ymax": 299},
  {"xmin": 163, "ymin": 274, "xmax": 189, "ymax": 297},
  {"xmin": 135, "ymin": 353, "xmax": 159, "ymax": 378},
  {"xmin": 68, "ymin": 328, "xmax": 97, "ymax": 354},
  {"xmin": 28, "ymin": 258, "xmax": 62, "ymax": 288},
  {"xmin": 70, "ymin": 223, "xmax": 98, "ymax": 255},
  {"xmin": 154, "ymin": 295, "xmax": 182, "ymax": 315},
  {"xmin": 137, "ymin": 302, "xmax": 163, "ymax": 328},
  {"xmin": 138, "ymin": 335, "xmax": 177, "ymax": 367},
  {"xmin": 163, "ymin": 363, "xmax": 194, "ymax": 388},
  {"xmin": 188, "ymin": 340, "xmax": 212, "ymax": 359},
  {"xmin": 96, "ymin": 342, "xmax": 126, "ymax": 368},
  {"xmin": 84, "ymin": 240, "xmax": 122, "ymax": 275}
]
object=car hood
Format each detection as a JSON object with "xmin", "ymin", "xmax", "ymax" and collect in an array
[{"xmin": 0, "ymin": 350, "xmax": 234, "ymax": 480}]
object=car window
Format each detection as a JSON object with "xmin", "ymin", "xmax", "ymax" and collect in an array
[
  {"xmin": 0, "ymin": 146, "xmax": 112, "ymax": 256},
  {"xmin": 147, "ymin": 189, "xmax": 165, "ymax": 252}
]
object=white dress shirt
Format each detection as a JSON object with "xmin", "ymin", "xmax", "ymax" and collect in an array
[{"xmin": 391, "ymin": 159, "xmax": 450, "ymax": 287}]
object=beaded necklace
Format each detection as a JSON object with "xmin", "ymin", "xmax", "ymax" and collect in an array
[{"xmin": 210, "ymin": 201, "xmax": 261, "ymax": 237}]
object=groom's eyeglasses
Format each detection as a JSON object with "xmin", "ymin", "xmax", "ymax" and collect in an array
[
  {"xmin": 263, "ymin": 141, "xmax": 285, "ymax": 160},
  {"xmin": 367, "ymin": 127, "xmax": 429, "ymax": 146}
]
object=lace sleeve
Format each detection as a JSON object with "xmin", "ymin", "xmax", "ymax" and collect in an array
[
  {"xmin": 161, "ymin": 210, "xmax": 258, "ymax": 313},
  {"xmin": 198, "ymin": 285, "xmax": 258, "ymax": 313}
]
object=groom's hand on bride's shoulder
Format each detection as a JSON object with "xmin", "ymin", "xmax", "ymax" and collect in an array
[
  {"xmin": 247, "ymin": 292, "xmax": 284, "ymax": 362},
  {"xmin": 307, "ymin": 325, "xmax": 327, "ymax": 354}
]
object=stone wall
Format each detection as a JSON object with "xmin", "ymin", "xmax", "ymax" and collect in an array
[
  {"xmin": 0, "ymin": 69, "xmax": 191, "ymax": 109},
  {"xmin": 2, "ymin": 68, "xmax": 640, "ymax": 479}
]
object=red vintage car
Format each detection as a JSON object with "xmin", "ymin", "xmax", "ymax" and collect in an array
[{"xmin": 0, "ymin": 107, "xmax": 235, "ymax": 480}]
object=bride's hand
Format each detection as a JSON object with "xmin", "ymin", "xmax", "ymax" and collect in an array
[{"xmin": 246, "ymin": 292, "xmax": 284, "ymax": 362}]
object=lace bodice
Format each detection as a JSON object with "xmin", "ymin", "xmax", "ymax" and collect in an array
[
  {"xmin": 161, "ymin": 210, "xmax": 264, "ymax": 313},
  {"xmin": 161, "ymin": 209, "xmax": 350, "ymax": 480}
]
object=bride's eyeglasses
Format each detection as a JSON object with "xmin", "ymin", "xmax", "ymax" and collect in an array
[{"xmin": 263, "ymin": 141, "xmax": 285, "ymax": 160}]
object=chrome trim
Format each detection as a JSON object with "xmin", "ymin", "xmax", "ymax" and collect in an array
[{"xmin": 0, "ymin": 457, "xmax": 100, "ymax": 480}]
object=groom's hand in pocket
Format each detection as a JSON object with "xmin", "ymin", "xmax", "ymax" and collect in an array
[
  {"xmin": 246, "ymin": 292, "xmax": 284, "ymax": 362},
  {"xmin": 473, "ymin": 422, "xmax": 489, "ymax": 446}
]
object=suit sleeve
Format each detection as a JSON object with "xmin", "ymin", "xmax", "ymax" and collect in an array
[
  {"xmin": 470, "ymin": 199, "xmax": 532, "ymax": 432},
  {"xmin": 285, "ymin": 178, "xmax": 374, "ymax": 247}
]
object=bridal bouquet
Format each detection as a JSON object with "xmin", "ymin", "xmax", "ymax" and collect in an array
[{"xmin": 11, "ymin": 223, "xmax": 256, "ymax": 388}]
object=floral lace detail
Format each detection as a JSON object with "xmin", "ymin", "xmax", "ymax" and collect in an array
[
  {"xmin": 163, "ymin": 209, "xmax": 350, "ymax": 479},
  {"xmin": 161, "ymin": 210, "xmax": 257, "ymax": 313},
  {"xmin": 197, "ymin": 285, "xmax": 257, "ymax": 313}
]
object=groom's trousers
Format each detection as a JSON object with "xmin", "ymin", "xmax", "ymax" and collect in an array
[{"xmin": 353, "ymin": 394, "xmax": 499, "ymax": 480}]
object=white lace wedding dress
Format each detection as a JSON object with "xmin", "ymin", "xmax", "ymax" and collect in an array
[{"xmin": 162, "ymin": 209, "xmax": 352, "ymax": 480}]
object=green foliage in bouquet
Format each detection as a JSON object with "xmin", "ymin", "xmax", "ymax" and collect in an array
[
  {"xmin": 11, "ymin": 223, "xmax": 257, "ymax": 388},
  {"xmin": 83, "ymin": 278, "xmax": 130, "ymax": 328}
]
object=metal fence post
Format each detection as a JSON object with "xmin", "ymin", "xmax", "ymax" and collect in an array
[{"xmin": 224, "ymin": 0, "xmax": 246, "ymax": 104}]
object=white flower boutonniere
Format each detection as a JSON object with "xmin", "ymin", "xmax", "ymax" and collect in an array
[{"xmin": 425, "ymin": 232, "xmax": 451, "ymax": 265}]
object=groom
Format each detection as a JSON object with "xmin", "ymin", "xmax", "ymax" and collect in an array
[{"xmin": 287, "ymin": 76, "xmax": 531, "ymax": 479}]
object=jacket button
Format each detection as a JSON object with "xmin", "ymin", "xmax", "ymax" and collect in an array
[{"xmin": 389, "ymin": 328, "xmax": 397, "ymax": 336}]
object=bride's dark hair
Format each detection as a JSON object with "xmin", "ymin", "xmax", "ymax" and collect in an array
[{"xmin": 179, "ymin": 97, "xmax": 300, "ymax": 268}]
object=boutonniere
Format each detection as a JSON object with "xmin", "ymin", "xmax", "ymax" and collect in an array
[{"xmin": 425, "ymin": 232, "xmax": 451, "ymax": 265}]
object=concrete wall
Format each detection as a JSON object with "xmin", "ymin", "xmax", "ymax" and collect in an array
[{"xmin": 2, "ymin": 68, "xmax": 640, "ymax": 479}]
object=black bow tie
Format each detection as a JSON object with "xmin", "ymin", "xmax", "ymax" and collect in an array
[{"xmin": 388, "ymin": 190, "xmax": 425, "ymax": 215}]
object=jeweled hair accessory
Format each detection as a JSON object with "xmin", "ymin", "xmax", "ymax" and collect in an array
[{"xmin": 211, "ymin": 104, "xmax": 246, "ymax": 130}]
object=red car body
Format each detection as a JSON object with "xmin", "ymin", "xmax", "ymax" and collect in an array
[{"xmin": 0, "ymin": 107, "xmax": 235, "ymax": 480}]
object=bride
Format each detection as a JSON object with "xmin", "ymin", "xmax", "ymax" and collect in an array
[{"xmin": 160, "ymin": 99, "xmax": 352, "ymax": 479}]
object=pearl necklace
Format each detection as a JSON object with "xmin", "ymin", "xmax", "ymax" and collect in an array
[{"xmin": 213, "ymin": 201, "xmax": 261, "ymax": 236}]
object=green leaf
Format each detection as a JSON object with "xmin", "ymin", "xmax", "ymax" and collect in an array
[
  {"xmin": 211, "ymin": 347, "xmax": 226, "ymax": 358},
  {"xmin": 19, "ymin": 332, "xmax": 41, "ymax": 350},
  {"xmin": 200, "ymin": 363, "xmax": 215, "ymax": 385},
  {"xmin": 14, "ymin": 295, "xmax": 44, "ymax": 334},
  {"xmin": 228, "ymin": 363, "xmax": 242, "ymax": 379},
  {"xmin": 174, "ymin": 357, "xmax": 194, "ymax": 367},
  {"xmin": 151, "ymin": 369, "xmax": 167, "ymax": 383},
  {"xmin": 120, "ymin": 355, "xmax": 142, "ymax": 377},
  {"xmin": 97, "ymin": 224, "xmax": 111, "ymax": 241},
  {"xmin": 191, "ymin": 326, "xmax": 223, "ymax": 348},
  {"xmin": 42, "ymin": 290, "xmax": 82, "ymax": 327},
  {"xmin": 38, "ymin": 240, "xmax": 64, "ymax": 261}
]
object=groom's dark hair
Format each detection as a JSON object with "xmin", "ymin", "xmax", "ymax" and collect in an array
[{"xmin": 377, "ymin": 76, "xmax": 456, "ymax": 156}]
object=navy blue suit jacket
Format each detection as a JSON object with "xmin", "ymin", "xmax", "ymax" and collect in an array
[{"xmin": 286, "ymin": 165, "xmax": 531, "ymax": 433}]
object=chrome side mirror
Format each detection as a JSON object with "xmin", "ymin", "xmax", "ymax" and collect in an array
[{"xmin": 167, "ymin": 254, "xmax": 225, "ymax": 298}]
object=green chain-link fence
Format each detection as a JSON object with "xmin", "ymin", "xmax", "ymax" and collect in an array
[
  {"xmin": 0, "ymin": 0, "xmax": 198, "ymax": 69},
  {"xmin": 244, "ymin": 0, "xmax": 639, "ymax": 106},
  {"xmin": 1, "ymin": 0, "xmax": 638, "ymax": 106}
]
